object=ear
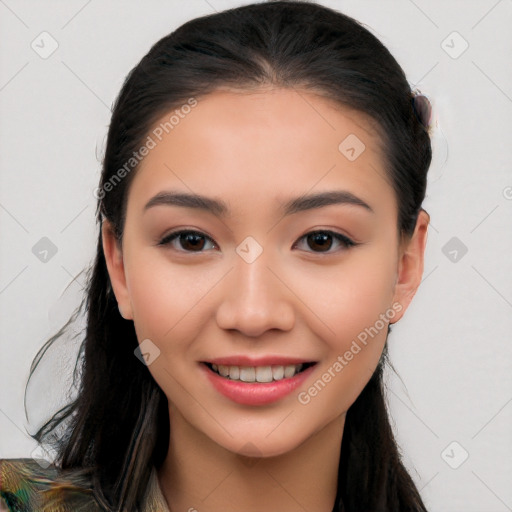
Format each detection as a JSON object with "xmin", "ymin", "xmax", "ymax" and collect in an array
[
  {"xmin": 390, "ymin": 209, "xmax": 430, "ymax": 323},
  {"xmin": 102, "ymin": 219, "xmax": 133, "ymax": 320}
]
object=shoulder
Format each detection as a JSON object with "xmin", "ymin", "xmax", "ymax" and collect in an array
[{"xmin": 0, "ymin": 457, "xmax": 103, "ymax": 511}]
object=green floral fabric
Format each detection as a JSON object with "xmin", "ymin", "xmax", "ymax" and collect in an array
[{"xmin": 0, "ymin": 458, "xmax": 170, "ymax": 511}]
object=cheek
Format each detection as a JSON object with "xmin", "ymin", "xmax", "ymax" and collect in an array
[
  {"xmin": 342, "ymin": 264, "xmax": 395, "ymax": 339},
  {"xmin": 333, "ymin": 254, "xmax": 396, "ymax": 386},
  {"xmin": 291, "ymin": 246, "xmax": 397, "ymax": 412},
  {"xmin": 297, "ymin": 245, "xmax": 397, "ymax": 351},
  {"xmin": 124, "ymin": 247, "xmax": 227, "ymax": 361},
  {"xmin": 294, "ymin": 265, "xmax": 395, "ymax": 420},
  {"xmin": 124, "ymin": 251, "xmax": 213, "ymax": 398}
]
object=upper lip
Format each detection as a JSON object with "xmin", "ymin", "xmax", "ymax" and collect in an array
[{"xmin": 204, "ymin": 356, "xmax": 316, "ymax": 367}]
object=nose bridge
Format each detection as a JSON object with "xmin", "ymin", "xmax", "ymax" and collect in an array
[
  {"xmin": 235, "ymin": 244, "xmax": 275, "ymax": 301},
  {"xmin": 215, "ymin": 238, "xmax": 294, "ymax": 336}
]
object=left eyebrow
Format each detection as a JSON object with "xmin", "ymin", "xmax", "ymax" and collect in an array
[
  {"xmin": 143, "ymin": 189, "xmax": 374, "ymax": 217},
  {"xmin": 281, "ymin": 190, "xmax": 374, "ymax": 215}
]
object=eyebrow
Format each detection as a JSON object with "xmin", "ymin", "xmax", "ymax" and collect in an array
[{"xmin": 143, "ymin": 189, "xmax": 374, "ymax": 217}]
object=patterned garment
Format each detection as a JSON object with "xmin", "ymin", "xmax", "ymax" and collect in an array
[{"xmin": 0, "ymin": 458, "xmax": 170, "ymax": 511}]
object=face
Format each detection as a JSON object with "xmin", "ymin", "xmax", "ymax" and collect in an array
[{"xmin": 103, "ymin": 87, "xmax": 428, "ymax": 458}]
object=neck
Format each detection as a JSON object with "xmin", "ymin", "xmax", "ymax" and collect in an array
[{"xmin": 157, "ymin": 408, "xmax": 344, "ymax": 512}]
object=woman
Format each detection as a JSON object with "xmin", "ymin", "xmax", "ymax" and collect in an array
[{"xmin": 0, "ymin": 1, "xmax": 433, "ymax": 510}]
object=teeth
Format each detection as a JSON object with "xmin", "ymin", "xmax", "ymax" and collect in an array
[
  {"xmin": 218, "ymin": 365, "xmax": 230, "ymax": 377},
  {"xmin": 239, "ymin": 367, "xmax": 255, "ymax": 382},
  {"xmin": 209, "ymin": 363, "xmax": 305, "ymax": 382},
  {"xmin": 284, "ymin": 365, "xmax": 296, "ymax": 378},
  {"xmin": 255, "ymin": 366, "xmax": 273, "ymax": 383},
  {"xmin": 229, "ymin": 365, "xmax": 239, "ymax": 379},
  {"xmin": 272, "ymin": 365, "xmax": 284, "ymax": 380}
]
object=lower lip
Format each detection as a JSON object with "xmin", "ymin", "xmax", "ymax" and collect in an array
[{"xmin": 201, "ymin": 363, "xmax": 316, "ymax": 406}]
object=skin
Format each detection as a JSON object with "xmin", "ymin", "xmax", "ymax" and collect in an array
[{"xmin": 102, "ymin": 87, "xmax": 429, "ymax": 512}]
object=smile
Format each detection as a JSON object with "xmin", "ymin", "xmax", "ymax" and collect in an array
[
  {"xmin": 201, "ymin": 361, "xmax": 318, "ymax": 406},
  {"xmin": 206, "ymin": 362, "xmax": 315, "ymax": 382}
]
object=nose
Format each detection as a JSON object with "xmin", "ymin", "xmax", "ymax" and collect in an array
[{"xmin": 215, "ymin": 250, "xmax": 295, "ymax": 338}]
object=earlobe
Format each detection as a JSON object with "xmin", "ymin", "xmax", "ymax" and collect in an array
[
  {"xmin": 101, "ymin": 220, "xmax": 134, "ymax": 320},
  {"xmin": 390, "ymin": 209, "xmax": 430, "ymax": 323}
]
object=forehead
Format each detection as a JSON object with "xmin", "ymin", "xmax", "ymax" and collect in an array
[{"xmin": 128, "ymin": 87, "xmax": 395, "ymax": 218}]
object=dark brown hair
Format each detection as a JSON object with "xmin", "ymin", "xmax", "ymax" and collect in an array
[{"xmin": 28, "ymin": 1, "xmax": 432, "ymax": 510}]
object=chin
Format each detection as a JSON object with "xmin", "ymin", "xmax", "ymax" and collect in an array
[{"xmin": 213, "ymin": 426, "xmax": 313, "ymax": 460}]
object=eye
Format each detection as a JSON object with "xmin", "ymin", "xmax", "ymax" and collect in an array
[
  {"xmin": 158, "ymin": 230, "xmax": 217, "ymax": 252},
  {"xmin": 158, "ymin": 229, "xmax": 356, "ymax": 254},
  {"xmin": 293, "ymin": 230, "xmax": 356, "ymax": 254}
]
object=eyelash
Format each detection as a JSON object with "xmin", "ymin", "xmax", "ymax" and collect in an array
[{"xmin": 157, "ymin": 229, "xmax": 357, "ymax": 255}]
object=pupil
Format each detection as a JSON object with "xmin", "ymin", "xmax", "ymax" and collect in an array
[
  {"xmin": 182, "ymin": 233, "xmax": 204, "ymax": 250},
  {"xmin": 309, "ymin": 233, "xmax": 331, "ymax": 252}
]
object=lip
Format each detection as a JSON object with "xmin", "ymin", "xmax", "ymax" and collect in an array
[
  {"xmin": 205, "ymin": 355, "xmax": 315, "ymax": 367},
  {"xmin": 200, "ymin": 361, "xmax": 317, "ymax": 406}
]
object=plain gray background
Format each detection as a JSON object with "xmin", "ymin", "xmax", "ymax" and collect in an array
[{"xmin": 1, "ymin": 1, "xmax": 511, "ymax": 510}]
